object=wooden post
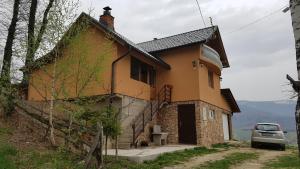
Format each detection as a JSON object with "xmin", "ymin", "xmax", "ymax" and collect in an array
[
  {"xmin": 142, "ymin": 112, "xmax": 145, "ymax": 131},
  {"xmin": 132, "ymin": 124, "xmax": 135, "ymax": 147},
  {"xmin": 85, "ymin": 122, "xmax": 103, "ymax": 169},
  {"xmin": 115, "ymin": 135, "xmax": 118, "ymax": 160},
  {"xmin": 99, "ymin": 123, "xmax": 103, "ymax": 167},
  {"xmin": 150, "ymin": 102, "xmax": 153, "ymax": 119}
]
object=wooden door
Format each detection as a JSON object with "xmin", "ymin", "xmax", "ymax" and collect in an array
[{"xmin": 178, "ymin": 104, "xmax": 197, "ymax": 144}]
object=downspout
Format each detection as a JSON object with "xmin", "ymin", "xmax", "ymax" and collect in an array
[{"xmin": 110, "ymin": 46, "xmax": 132, "ymax": 102}]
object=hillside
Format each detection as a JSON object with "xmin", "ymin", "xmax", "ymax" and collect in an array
[
  {"xmin": 232, "ymin": 100, "xmax": 298, "ymax": 144},
  {"xmin": 233, "ymin": 100, "xmax": 296, "ymax": 131}
]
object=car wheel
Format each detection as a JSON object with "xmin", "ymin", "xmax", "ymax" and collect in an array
[
  {"xmin": 281, "ymin": 144, "xmax": 286, "ymax": 151},
  {"xmin": 251, "ymin": 141, "xmax": 256, "ymax": 148}
]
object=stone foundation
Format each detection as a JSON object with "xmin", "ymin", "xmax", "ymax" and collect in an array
[{"xmin": 156, "ymin": 100, "xmax": 232, "ymax": 147}]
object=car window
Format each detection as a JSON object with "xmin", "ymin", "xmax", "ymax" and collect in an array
[{"xmin": 255, "ymin": 124, "xmax": 280, "ymax": 131}]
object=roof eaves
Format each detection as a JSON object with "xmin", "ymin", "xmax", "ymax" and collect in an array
[
  {"xmin": 148, "ymin": 40, "xmax": 206, "ymax": 54},
  {"xmin": 221, "ymin": 88, "xmax": 241, "ymax": 113}
]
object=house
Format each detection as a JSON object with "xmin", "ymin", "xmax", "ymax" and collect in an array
[{"xmin": 26, "ymin": 7, "xmax": 240, "ymax": 148}]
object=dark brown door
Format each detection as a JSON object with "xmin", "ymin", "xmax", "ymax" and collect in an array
[{"xmin": 178, "ymin": 104, "xmax": 197, "ymax": 144}]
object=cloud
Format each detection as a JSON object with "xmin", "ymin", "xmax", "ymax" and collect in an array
[{"xmin": 56, "ymin": 0, "xmax": 300, "ymax": 100}]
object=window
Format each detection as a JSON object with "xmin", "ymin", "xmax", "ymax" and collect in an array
[
  {"xmin": 130, "ymin": 57, "xmax": 156, "ymax": 86},
  {"xmin": 202, "ymin": 107, "xmax": 207, "ymax": 121},
  {"xmin": 149, "ymin": 68, "xmax": 156, "ymax": 86},
  {"xmin": 255, "ymin": 124, "xmax": 280, "ymax": 131},
  {"xmin": 209, "ymin": 109, "xmax": 215, "ymax": 120},
  {"xmin": 208, "ymin": 70, "xmax": 214, "ymax": 88},
  {"xmin": 140, "ymin": 63, "xmax": 148, "ymax": 83},
  {"xmin": 131, "ymin": 58, "xmax": 140, "ymax": 80}
]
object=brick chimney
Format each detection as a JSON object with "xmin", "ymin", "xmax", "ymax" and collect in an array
[{"xmin": 100, "ymin": 6, "xmax": 114, "ymax": 30}]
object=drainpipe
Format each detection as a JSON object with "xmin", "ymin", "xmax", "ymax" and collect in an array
[{"xmin": 110, "ymin": 46, "xmax": 132, "ymax": 102}]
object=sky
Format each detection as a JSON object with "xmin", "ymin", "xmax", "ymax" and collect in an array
[
  {"xmin": 0, "ymin": 0, "xmax": 295, "ymax": 101},
  {"xmin": 78, "ymin": 0, "xmax": 296, "ymax": 101}
]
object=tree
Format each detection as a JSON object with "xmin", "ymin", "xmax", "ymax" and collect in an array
[
  {"xmin": 28, "ymin": 10, "xmax": 115, "ymax": 146},
  {"xmin": 286, "ymin": 0, "xmax": 300, "ymax": 157},
  {"xmin": 0, "ymin": 0, "xmax": 21, "ymax": 117},
  {"xmin": 22, "ymin": 0, "xmax": 55, "ymax": 89},
  {"xmin": 0, "ymin": 0, "xmax": 20, "ymax": 85}
]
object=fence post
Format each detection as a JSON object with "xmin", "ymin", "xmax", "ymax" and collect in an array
[
  {"xmin": 132, "ymin": 124, "xmax": 135, "ymax": 147},
  {"xmin": 142, "ymin": 112, "xmax": 145, "ymax": 131},
  {"xmin": 150, "ymin": 102, "xmax": 153, "ymax": 119}
]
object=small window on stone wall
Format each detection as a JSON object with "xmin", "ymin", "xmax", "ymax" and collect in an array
[
  {"xmin": 202, "ymin": 107, "xmax": 207, "ymax": 121},
  {"xmin": 209, "ymin": 109, "xmax": 216, "ymax": 120}
]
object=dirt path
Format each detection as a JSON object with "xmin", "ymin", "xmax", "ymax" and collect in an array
[
  {"xmin": 164, "ymin": 148, "xmax": 291, "ymax": 169},
  {"xmin": 231, "ymin": 148, "xmax": 291, "ymax": 169},
  {"xmin": 164, "ymin": 148, "xmax": 251, "ymax": 169}
]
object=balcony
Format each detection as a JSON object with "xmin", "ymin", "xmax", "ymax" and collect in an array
[{"xmin": 202, "ymin": 45, "xmax": 223, "ymax": 70}]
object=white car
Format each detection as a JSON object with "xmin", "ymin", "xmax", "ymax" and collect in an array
[{"xmin": 251, "ymin": 123, "xmax": 287, "ymax": 150}]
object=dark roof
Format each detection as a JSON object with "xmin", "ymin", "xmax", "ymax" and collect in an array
[
  {"xmin": 83, "ymin": 13, "xmax": 170, "ymax": 69},
  {"xmin": 138, "ymin": 26, "xmax": 216, "ymax": 53},
  {"xmin": 24, "ymin": 13, "xmax": 170, "ymax": 71},
  {"xmin": 221, "ymin": 88, "xmax": 241, "ymax": 113},
  {"xmin": 137, "ymin": 26, "xmax": 230, "ymax": 68}
]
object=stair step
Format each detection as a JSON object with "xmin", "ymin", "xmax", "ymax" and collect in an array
[{"xmin": 117, "ymin": 143, "xmax": 131, "ymax": 149}]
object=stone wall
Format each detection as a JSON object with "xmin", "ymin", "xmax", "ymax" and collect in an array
[
  {"xmin": 156, "ymin": 103, "xmax": 179, "ymax": 144},
  {"xmin": 198, "ymin": 101, "xmax": 231, "ymax": 146},
  {"xmin": 156, "ymin": 100, "xmax": 232, "ymax": 147}
]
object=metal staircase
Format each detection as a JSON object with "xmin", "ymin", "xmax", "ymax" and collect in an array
[{"xmin": 131, "ymin": 84, "xmax": 172, "ymax": 147}]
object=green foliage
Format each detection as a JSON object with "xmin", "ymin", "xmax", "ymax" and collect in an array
[
  {"xmin": 75, "ymin": 104, "xmax": 121, "ymax": 139},
  {"xmin": 263, "ymin": 152, "xmax": 300, "ymax": 169},
  {"xmin": 0, "ymin": 84, "xmax": 16, "ymax": 117},
  {"xmin": 195, "ymin": 152, "xmax": 258, "ymax": 169},
  {"xmin": 100, "ymin": 106, "xmax": 121, "ymax": 139}
]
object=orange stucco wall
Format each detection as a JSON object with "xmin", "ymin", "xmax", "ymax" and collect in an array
[
  {"xmin": 155, "ymin": 45, "xmax": 231, "ymax": 111},
  {"xmin": 28, "ymin": 26, "xmax": 159, "ymax": 101},
  {"xmin": 28, "ymin": 26, "xmax": 115, "ymax": 101},
  {"xmin": 156, "ymin": 45, "xmax": 200, "ymax": 101},
  {"xmin": 114, "ymin": 45, "xmax": 158, "ymax": 100},
  {"xmin": 28, "ymin": 24, "xmax": 232, "ymax": 112},
  {"xmin": 198, "ymin": 46, "xmax": 231, "ymax": 111}
]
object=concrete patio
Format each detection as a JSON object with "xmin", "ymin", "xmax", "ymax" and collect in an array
[{"xmin": 106, "ymin": 145, "xmax": 197, "ymax": 163}]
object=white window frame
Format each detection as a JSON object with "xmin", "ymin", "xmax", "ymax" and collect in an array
[
  {"xmin": 202, "ymin": 107, "xmax": 207, "ymax": 121},
  {"xmin": 209, "ymin": 109, "xmax": 215, "ymax": 120}
]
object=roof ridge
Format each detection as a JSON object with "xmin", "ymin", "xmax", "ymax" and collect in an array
[{"xmin": 137, "ymin": 26, "xmax": 217, "ymax": 45}]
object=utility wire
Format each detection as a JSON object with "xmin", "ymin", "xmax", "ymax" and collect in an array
[
  {"xmin": 195, "ymin": 0, "xmax": 206, "ymax": 27},
  {"xmin": 225, "ymin": 5, "xmax": 288, "ymax": 36}
]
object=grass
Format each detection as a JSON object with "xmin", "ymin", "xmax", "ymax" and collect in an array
[
  {"xmin": 211, "ymin": 143, "xmax": 233, "ymax": 149},
  {"xmin": 263, "ymin": 152, "xmax": 300, "ymax": 169},
  {"xmin": 0, "ymin": 126, "xmax": 85, "ymax": 169},
  {"xmin": 103, "ymin": 147, "xmax": 219, "ymax": 169},
  {"xmin": 0, "ymin": 144, "xmax": 86, "ymax": 169},
  {"xmin": 0, "ymin": 127, "xmax": 12, "ymax": 135},
  {"xmin": 0, "ymin": 144, "xmax": 18, "ymax": 169},
  {"xmin": 0, "ymin": 144, "xmax": 220, "ymax": 169},
  {"xmin": 0, "ymin": 125, "xmax": 224, "ymax": 169},
  {"xmin": 194, "ymin": 152, "xmax": 258, "ymax": 169}
]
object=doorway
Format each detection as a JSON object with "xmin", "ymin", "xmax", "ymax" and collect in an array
[{"xmin": 178, "ymin": 104, "xmax": 197, "ymax": 144}]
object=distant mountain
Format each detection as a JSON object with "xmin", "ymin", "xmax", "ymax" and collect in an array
[{"xmin": 233, "ymin": 100, "xmax": 296, "ymax": 131}]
